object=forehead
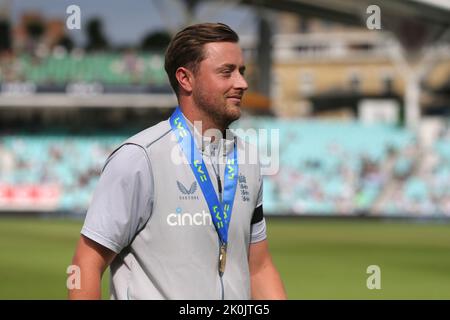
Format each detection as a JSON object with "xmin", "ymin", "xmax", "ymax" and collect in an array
[{"xmin": 201, "ymin": 42, "xmax": 244, "ymax": 67}]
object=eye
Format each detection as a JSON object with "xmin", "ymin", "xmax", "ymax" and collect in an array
[{"xmin": 221, "ymin": 70, "xmax": 232, "ymax": 77}]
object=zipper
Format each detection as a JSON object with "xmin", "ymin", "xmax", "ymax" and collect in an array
[
  {"xmin": 216, "ymin": 169, "xmax": 224, "ymax": 299},
  {"xmin": 211, "ymin": 144, "xmax": 225, "ymax": 300},
  {"xmin": 219, "ymin": 274, "xmax": 225, "ymax": 300},
  {"xmin": 211, "ymin": 147, "xmax": 222, "ymax": 202},
  {"xmin": 217, "ymin": 237, "xmax": 225, "ymax": 300}
]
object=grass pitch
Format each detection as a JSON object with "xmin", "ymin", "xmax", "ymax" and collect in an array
[{"xmin": 0, "ymin": 217, "xmax": 449, "ymax": 299}]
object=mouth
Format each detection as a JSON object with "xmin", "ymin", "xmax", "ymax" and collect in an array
[{"xmin": 226, "ymin": 96, "xmax": 243, "ymax": 104}]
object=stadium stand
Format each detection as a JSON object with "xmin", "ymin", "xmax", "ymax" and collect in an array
[
  {"xmin": 0, "ymin": 51, "xmax": 168, "ymax": 88},
  {"xmin": 377, "ymin": 124, "xmax": 450, "ymax": 217},
  {"xmin": 233, "ymin": 117, "xmax": 419, "ymax": 216},
  {"xmin": 4, "ymin": 118, "xmax": 440, "ymax": 217},
  {"xmin": 0, "ymin": 131, "xmax": 128, "ymax": 211}
]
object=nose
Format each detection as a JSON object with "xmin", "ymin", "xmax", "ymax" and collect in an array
[{"xmin": 234, "ymin": 73, "xmax": 248, "ymax": 91}]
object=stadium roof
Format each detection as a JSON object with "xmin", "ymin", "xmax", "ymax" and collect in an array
[
  {"xmin": 242, "ymin": 0, "xmax": 450, "ymax": 45},
  {"xmin": 242, "ymin": 0, "xmax": 450, "ymax": 25},
  {"xmin": 411, "ymin": 0, "xmax": 450, "ymax": 11}
]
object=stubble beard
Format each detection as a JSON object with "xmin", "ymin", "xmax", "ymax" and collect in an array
[{"xmin": 193, "ymin": 89, "xmax": 241, "ymax": 131}]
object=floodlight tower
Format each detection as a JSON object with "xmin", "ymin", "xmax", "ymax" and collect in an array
[{"xmin": 382, "ymin": 14, "xmax": 450, "ymax": 130}]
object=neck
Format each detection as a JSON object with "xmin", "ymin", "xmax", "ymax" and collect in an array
[{"xmin": 179, "ymin": 104, "xmax": 227, "ymax": 139}]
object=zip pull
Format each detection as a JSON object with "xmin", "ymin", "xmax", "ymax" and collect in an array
[{"xmin": 217, "ymin": 174, "xmax": 222, "ymax": 202}]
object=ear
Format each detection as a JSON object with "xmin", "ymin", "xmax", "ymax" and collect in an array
[{"xmin": 175, "ymin": 67, "xmax": 194, "ymax": 94}]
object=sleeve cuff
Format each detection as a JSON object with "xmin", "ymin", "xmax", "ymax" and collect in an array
[
  {"xmin": 250, "ymin": 218, "xmax": 267, "ymax": 244},
  {"xmin": 81, "ymin": 226, "xmax": 123, "ymax": 254}
]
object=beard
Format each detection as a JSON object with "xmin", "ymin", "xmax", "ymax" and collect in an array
[{"xmin": 193, "ymin": 88, "xmax": 242, "ymax": 130}]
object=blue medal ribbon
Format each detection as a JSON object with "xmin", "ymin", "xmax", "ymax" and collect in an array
[{"xmin": 169, "ymin": 107, "xmax": 238, "ymax": 246}]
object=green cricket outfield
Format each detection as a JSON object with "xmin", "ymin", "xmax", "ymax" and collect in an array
[{"xmin": 0, "ymin": 217, "xmax": 449, "ymax": 299}]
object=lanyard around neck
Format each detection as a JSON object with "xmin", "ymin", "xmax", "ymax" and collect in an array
[{"xmin": 169, "ymin": 107, "xmax": 239, "ymax": 245}]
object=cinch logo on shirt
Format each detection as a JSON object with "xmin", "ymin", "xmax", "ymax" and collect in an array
[{"xmin": 166, "ymin": 207, "xmax": 213, "ymax": 226}]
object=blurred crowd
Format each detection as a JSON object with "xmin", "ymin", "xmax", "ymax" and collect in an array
[
  {"xmin": 0, "ymin": 132, "xmax": 126, "ymax": 211},
  {"xmin": 0, "ymin": 49, "xmax": 167, "ymax": 87},
  {"xmin": 1, "ymin": 120, "xmax": 450, "ymax": 216}
]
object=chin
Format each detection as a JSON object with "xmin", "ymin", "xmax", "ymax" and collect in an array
[{"xmin": 225, "ymin": 104, "xmax": 242, "ymax": 122}]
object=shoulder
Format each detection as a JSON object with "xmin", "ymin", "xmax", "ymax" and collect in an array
[
  {"xmin": 104, "ymin": 120, "xmax": 172, "ymax": 169},
  {"xmin": 102, "ymin": 144, "xmax": 150, "ymax": 176},
  {"xmin": 124, "ymin": 119, "xmax": 172, "ymax": 150},
  {"xmin": 102, "ymin": 118, "xmax": 171, "ymax": 175}
]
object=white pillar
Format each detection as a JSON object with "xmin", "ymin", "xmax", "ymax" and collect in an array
[{"xmin": 404, "ymin": 74, "xmax": 420, "ymax": 130}]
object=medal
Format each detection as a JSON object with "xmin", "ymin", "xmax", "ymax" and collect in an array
[{"xmin": 219, "ymin": 244, "xmax": 227, "ymax": 275}]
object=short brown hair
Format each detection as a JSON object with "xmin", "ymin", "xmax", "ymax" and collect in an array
[{"xmin": 164, "ymin": 22, "xmax": 239, "ymax": 95}]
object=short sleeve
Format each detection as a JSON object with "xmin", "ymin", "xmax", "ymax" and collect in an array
[
  {"xmin": 252, "ymin": 155, "xmax": 264, "ymax": 222},
  {"xmin": 250, "ymin": 218, "xmax": 267, "ymax": 243},
  {"xmin": 81, "ymin": 144, "xmax": 153, "ymax": 253},
  {"xmin": 250, "ymin": 153, "xmax": 266, "ymax": 242}
]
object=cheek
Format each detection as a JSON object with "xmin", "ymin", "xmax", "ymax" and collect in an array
[
  {"xmin": 196, "ymin": 75, "xmax": 231, "ymax": 99},
  {"xmin": 204, "ymin": 82, "xmax": 227, "ymax": 98},
  {"xmin": 208, "ymin": 74, "xmax": 232, "ymax": 89}
]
